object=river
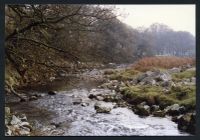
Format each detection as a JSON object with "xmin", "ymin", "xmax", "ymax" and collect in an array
[{"xmin": 6, "ymin": 67, "xmax": 190, "ymax": 136}]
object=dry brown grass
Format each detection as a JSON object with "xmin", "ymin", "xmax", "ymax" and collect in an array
[{"xmin": 132, "ymin": 56, "xmax": 195, "ymax": 72}]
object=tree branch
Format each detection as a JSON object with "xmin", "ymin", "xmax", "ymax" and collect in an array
[
  {"xmin": 10, "ymin": 37, "xmax": 79, "ymax": 61},
  {"xmin": 5, "ymin": 21, "xmax": 44, "ymax": 41}
]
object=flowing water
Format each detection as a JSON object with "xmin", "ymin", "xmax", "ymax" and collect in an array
[{"xmin": 6, "ymin": 68, "xmax": 190, "ymax": 136}]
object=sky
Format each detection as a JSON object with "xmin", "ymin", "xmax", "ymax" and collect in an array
[{"xmin": 114, "ymin": 5, "xmax": 195, "ymax": 36}]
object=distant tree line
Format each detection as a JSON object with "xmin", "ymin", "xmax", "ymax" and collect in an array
[{"xmin": 145, "ymin": 23, "xmax": 195, "ymax": 57}]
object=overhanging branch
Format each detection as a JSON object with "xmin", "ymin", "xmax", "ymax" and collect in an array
[{"xmin": 10, "ymin": 37, "xmax": 79, "ymax": 61}]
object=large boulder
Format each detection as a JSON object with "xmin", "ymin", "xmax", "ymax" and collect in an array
[
  {"xmin": 155, "ymin": 72, "xmax": 171, "ymax": 82},
  {"xmin": 168, "ymin": 67, "xmax": 181, "ymax": 73},
  {"xmin": 136, "ymin": 70, "xmax": 172, "ymax": 86},
  {"xmin": 88, "ymin": 94, "xmax": 96, "ymax": 99},
  {"xmin": 10, "ymin": 115, "xmax": 21, "ymax": 125},
  {"xmin": 6, "ymin": 114, "xmax": 32, "ymax": 136},
  {"xmin": 177, "ymin": 113, "xmax": 195, "ymax": 134},
  {"xmin": 165, "ymin": 104, "xmax": 185, "ymax": 116},
  {"xmin": 140, "ymin": 77, "xmax": 156, "ymax": 86},
  {"xmin": 94, "ymin": 102, "xmax": 113, "ymax": 113},
  {"xmin": 137, "ymin": 73, "xmax": 147, "ymax": 82},
  {"xmin": 135, "ymin": 104, "xmax": 150, "ymax": 116}
]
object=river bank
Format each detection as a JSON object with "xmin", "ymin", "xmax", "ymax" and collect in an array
[
  {"xmin": 5, "ymin": 64, "xmax": 194, "ymax": 136},
  {"xmin": 100, "ymin": 64, "xmax": 196, "ymax": 134}
]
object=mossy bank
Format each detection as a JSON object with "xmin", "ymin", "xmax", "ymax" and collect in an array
[{"xmin": 101, "ymin": 65, "xmax": 196, "ymax": 134}]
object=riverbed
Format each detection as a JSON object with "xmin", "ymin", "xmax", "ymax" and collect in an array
[{"xmin": 6, "ymin": 68, "xmax": 190, "ymax": 136}]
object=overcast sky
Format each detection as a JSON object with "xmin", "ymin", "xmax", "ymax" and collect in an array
[{"xmin": 114, "ymin": 5, "xmax": 195, "ymax": 36}]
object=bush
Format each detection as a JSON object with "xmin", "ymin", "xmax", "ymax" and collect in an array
[{"xmin": 132, "ymin": 56, "xmax": 195, "ymax": 72}]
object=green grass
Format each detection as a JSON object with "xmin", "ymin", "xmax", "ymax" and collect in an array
[
  {"xmin": 106, "ymin": 67, "xmax": 196, "ymax": 109},
  {"xmin": 179, "ymin": 97, "xmax": 196, "ymax": 109},
  {"xmin": 172, "ymin": 70, "xmax": 195, "ymax": 82},
  {"xmin": 109, "ymin": 69, "xmax": 140, "ymax": 81},
  {"xmin": 169, "ymin": 85, "xmax": 196, "ymax": 109},
  {"xmin": 121, "ymin": 84, "xmax": 196, "ymax": 109},
  {"xmin": 122, "ymin": 85, "xmax": 163, "ymax": 105}
]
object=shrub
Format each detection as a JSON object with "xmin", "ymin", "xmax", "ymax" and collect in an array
[{"xmin": 132, "ymin": 56, "xmax": 195, "ymax": 72}]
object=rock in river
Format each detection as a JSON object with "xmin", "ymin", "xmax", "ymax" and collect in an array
[
  {"xmin": 48, "ymin": 91, "xmax": 57, "ymax": 95},
  {"xmin": 152, "ymin": 110, "xmax": 166, "ymax": 117},
  {"xmin": 150, "ymin": 105, "xmax": 160, "ymax": 112},
  {"xmin": 94, "ymin": 101, "xmax": 113, "ymax": 113},
  {"xmin": 6, "ymin": 114, "xmax": 32, "ymax": 136},
  {"xmin": 73, "ymin": 98, "xmax": 82, "ymax": 105},
  {"xmin": 29, "ymin": 95, "xmax": 38, "ymax": 101},
  {"xmin": 135, "ymin": 104, "xmax": 150, "ymax": 116},
  {"xmin": 165, "ymin": 104, "xmax": 185, "ymax": 116},
  {"xmin": 10, "ymin": 115, "xmax": 22, "ymax": 125},
  {"xmin": 177, "ymin": 113, "xmax": 195, "ymax": 134},
  {"xmin": 88, "ymin": 94, "xmax": 96, "ymax": 99}
]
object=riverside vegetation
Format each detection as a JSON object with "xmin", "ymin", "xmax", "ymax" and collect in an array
[
  {"xmin": 5, "ymin": 56, "xmax": 196, "ymax": 136},
  {"xmin": 5, "ymin": 4, "xmax": 196, "ymax": 136},
  {"xmin": 99, "ymin": 57, "xmax": 196, "ymax": 134}
]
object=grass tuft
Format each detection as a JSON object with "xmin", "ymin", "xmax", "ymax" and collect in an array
[{"xmin": 109, "ymin": 69, "xmax": 140, "ymax": 81}]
